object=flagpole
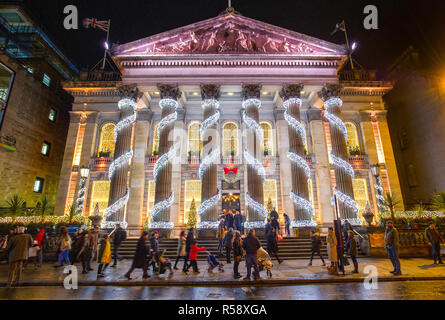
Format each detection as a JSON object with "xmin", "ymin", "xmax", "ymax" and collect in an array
[
  {"xmin": 101, "ymin": 19, "xmax": 111, "ymax": 70},
  {"xmin": 342, "ymin": 20, "xmax": 354, "ymax": 70}
]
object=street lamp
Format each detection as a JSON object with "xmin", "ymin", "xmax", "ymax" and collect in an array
[
  {"xmin": 371, "ymin": 163, "xmax": 385, "ymax": 212},
  {"xmin": 76, "ymin": 165, "xmax": 90, "ymax": 216}
]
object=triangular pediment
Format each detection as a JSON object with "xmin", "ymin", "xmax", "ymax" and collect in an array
[{"xmin": 113, "ymin": 13, "xmax": 347, "ymax": 57}]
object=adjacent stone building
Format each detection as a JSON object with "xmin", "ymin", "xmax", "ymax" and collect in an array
[{"xmin": 0, "ymin": 4, "xmax": 77, "ymax": 209}]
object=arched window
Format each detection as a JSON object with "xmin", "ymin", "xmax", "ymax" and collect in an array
[
  {"xmin": 187, "ymin": 122, "xmax": 202, "ymax": 156},
  {"xmin": 151, "ymin": 123, "xmax": 159, "ymax": 156},
  {"xmin": 346, "ymin": 122, "xmax": 360, "ymax": 155},
  {"xmin": 222, "ymin": 122, "xmax": 239, "ymax": 156},
  {"xmin": 260, "ymin": 122, "xmax": 273, "ymax": 156},
  {"xmin": 97, "ymin": 123, "xmax": 115, "ymax": 157}
]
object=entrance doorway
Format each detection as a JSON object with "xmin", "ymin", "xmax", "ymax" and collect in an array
[{"xmin": 222, "ymin": 192, "xmax": 240, "ymax": 212}]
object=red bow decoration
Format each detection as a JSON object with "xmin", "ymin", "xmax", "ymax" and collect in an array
[{"xmin": 224, "ymin": 167, "xmax": 238, "ymax": 175}]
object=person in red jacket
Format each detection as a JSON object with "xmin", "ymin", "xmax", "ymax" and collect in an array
[
  {"xmin": 184, "ymin": 240, "xmax": 206, "ymax": 274},
  {"xmin": 34, "ymin": 228, "xmax": 46, "ymax": 267}
]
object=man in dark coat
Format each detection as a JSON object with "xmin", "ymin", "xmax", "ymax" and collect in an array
[
  {"xmin": 183, "ymin": 228, "xmax": 195, "ymax": 273},
  {"xmin": 385, "ymin": 220, "xmax": 401, "ymax": 275},
  {"xmin": 125, "ymin": 231, "xmax": 150, "ymax": 279},
  {"xmin": 346, "ymin": 230, "xmax": 359, "ymax": 273},
  {"xmin": 425, "ymin": 222, "xmax": 444, "ymax": 264},
  {"xmin": 266, "ymin": 228, "xmax": 282, "ymax": 264},
  {"xmin": 308, "ymin": 230, "xmax": 325, "ymax": 266},
  {"xmin": 111, "ymin": 224, "xmax": 127, "ymax": 267},
  {"xmin": 5, "ymin": 226, "xmax": 33, "ymax": 288},
  {"xmin": 269, "ymin": 208, "xmax": 279, "ymax": 221},
  {"xmin": 270, "ymin": 216, "xmax": 280, "ymax": 234},
  {"xmin": 225, "ymin": 210, "xmax": 234, "ymax": 229},
  {"xmin": 264, "ymin": 219, "xmax": 271, "ymax": 239},
  {"xmin": 242, "ymin": 229, "xmax": 262, "ymax": 280},
  {"xmin": 77, "ymin": 231, "xmax": 93, "ymax": 274},
  {"xmin": 148, "ymin": 232, "xmax": 159, "ymax": 273},
  {"xmin": 223, "ymin": 228, "xmax": 235, "ymax": 263},
  {"xmin": 234, "ymin": 211, "xmax": 243, "ymax": 232}
]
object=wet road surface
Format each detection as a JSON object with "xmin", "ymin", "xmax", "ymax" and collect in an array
[{"xmin": 1, "ymin": 280, "xmax": 445, "ymax": 300}]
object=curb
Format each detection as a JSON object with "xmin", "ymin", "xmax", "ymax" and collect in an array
[{"xmin": 2, "ymin": 276, "xmax": 445, "ymax": 287}]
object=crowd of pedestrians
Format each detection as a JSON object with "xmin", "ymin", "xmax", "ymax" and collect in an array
[{"xmin": 2, "ymin": 211, "xmax": 444, "ymax": 286}]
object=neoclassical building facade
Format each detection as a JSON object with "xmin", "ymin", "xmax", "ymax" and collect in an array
[{"xmin": 55, "ymin": 11, "xmax": 403, "ymax": 235}]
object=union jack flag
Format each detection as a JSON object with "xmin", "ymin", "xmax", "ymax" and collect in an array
[{"xmin": 82, "ymin": 18, "xmax": 110, "ymax": 32}]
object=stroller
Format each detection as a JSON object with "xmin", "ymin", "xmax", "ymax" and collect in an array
[
  {"xmin": 206, "ymin": 252, "xmax": 224, "ymax": 273},
  {"xmin": 257, "ymin": 247, "xmax": 273, "ymax": 279},
  {"xmin": 154, "ymin": 249, "xmax": 173, "ymax": 275}
]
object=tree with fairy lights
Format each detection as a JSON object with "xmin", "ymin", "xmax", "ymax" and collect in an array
[
  {"xmin": 187, "ymin": 198, "xmax": 198, "ymax": 229},
  {"xmin": 266, "ymin": 197, "xmax": 273, "ymax": 214}
]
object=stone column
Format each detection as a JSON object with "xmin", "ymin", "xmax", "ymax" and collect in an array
[
  {"xmin": 242, "ymin": 84, "xmax": 266, "ymax": 227},
  {"xmin": 151, "ymin": 84, "xmax": 181, "ymax": 232},
  {"xmin": 106, "ymin": 85, "xmax": 142, "ymax": 225},
  {"xmin": 318, "ymin": 84, "xmax": 358, "ymax": 222},
  {"xmin": 280, "ymin": 84, "xmax": 314, "ymax": 226},
  {"xmin": 127, "ymin": 108, "xmax": 152, "ymax": 235},
  {"xmin": 199, "ymin": 84, "xmax": 221, "ymax": 227},
  {"xmin": 308, "ymin": 108, "xmax": 334, "ymax": 225},
  {"xmin": 54, "ymin": 112, "xmax": 82, "ymax": 216}
]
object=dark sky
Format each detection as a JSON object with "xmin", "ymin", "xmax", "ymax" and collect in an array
[{"xmin": 19, "ymin": 0, "xmax": 445, "ymax": 73}]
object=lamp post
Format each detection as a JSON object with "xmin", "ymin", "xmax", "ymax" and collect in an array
[
  {"xmin": 76, "ymin": 165, "xmax": 90, "ymax": 216},
  {"xmin": 371, "ymin": 163, "xmax": 385, "ymax": 213}
]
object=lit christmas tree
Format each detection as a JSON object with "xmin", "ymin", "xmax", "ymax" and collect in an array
[
  {"xmin": 266, "ymin": 197, "xmax": 273, "ymax": 213},
  {"xmin": 187, "ymin": 198, "xmax": 198, "ymax": 229}
]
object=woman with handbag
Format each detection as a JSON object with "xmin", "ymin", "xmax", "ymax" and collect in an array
[
  {"xmin": 173, "ymin": 231, "xmax": 187, "ymax": 270},
  {"xmin": 232, "ymin": 231, "xmax": 243, "ymax": 279}
]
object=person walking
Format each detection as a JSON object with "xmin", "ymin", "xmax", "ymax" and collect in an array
[
  {"xmin": 54, "ymin": 226, "xmax": 71, "ymax": 267},
  {"xmin": 184, "ymin": 240, "xmax": 206, "ymax": 274},
  {"xmin": 225, "ymin": 210, "xmax": 234, "ymax": 230},
  {"xmin": 270, "ymin": 216, "xmax": 280, "ymax": 235},
  {"xmin": 149, "ymin": 232, "xmax": 159, "ymax": 273},
  {"xmin": 308, "ymin": 230, "xmax": 326, "ymax": 266},
  {"xmin": 70, "ymin": 228, "xmax": 84, "ymax": 264},
  {"xmin": 89, "ymin": 226, "xmax": 100, "ymax": 262},
  {"xmin": 125, "ymin": 231, "xmax": 150, "ymax": 280},
  {"xmin": 5, "ymin": 226, "xmax": 33, "ymax": 288},
  {"xmin": 111, "ymin": 224, "xmax": 127, "ymax": 267},
  {"xmin": 232, "ymin": 231, "xmax": 243, "ymax": 279},
  {"xmin": 283, "ymin": 213, "xmax": 291, "ymax": 237},
  {"xmin": 223, "ymin": 227, "xmax": 235, "ymax": 263},
  {"xmin": 34, "ymin": 228, "xmax": 47, "ymax": 267},
  {"xmin": 97, "ymin": 234, "xmax": 112, "ymax": 279},
  {"xmin": 77, "ymin": 231, "xmax": 93, "ymax": 274},
  {"xmin": 346, "ymin": 230, "xmax": 359, "ymax": 273},
  {"xmin": 269, "ymin": 208, "xmax": 279, "ymax": 222},
  {"xmin": 267, "ymin": 228, "xmax": 282, "ymax": 264},
  {"xmin": 242, "ymin": 229, "xmax": 262, "ymax": 280},
  {"xmin": 173, "ymin": 231, "xmax": 187, "ymax": 270},
  {"xmin": 234, "ymin": 211, "xmax": 243, "ymax": 232},
  {"xmin": 217, "ymin": 219, "xmax": 226, "ymax": 257},
  {"xmin": 327, "ymin": 227, "xmax": 338, "ymax": 270},
  {"xmin": 384, "ymin": 220, "xmax": 401, "ymax": 275},
  {"xmin": 183, "ymin": 228, "xmax": 195, "ymax": 273},
  {"xmin": 264, "ymin": 219, "xmax": 271, "ymax": 239},
  {"xmin": 425, "ymin": 222, "xmax": 444, "ymax": 264}
]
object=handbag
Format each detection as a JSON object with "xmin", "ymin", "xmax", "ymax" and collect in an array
[
  {"xmin": 276, "ymin": 233, "xmax": 283, "ymax": 242},
  {"xmin": 234, "ymin": 255, "xmax": 242, "ymax": 263}
]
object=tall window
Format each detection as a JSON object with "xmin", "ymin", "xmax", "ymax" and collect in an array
[
  {"xmin": 151, "ymin": 123, "xmax": 159, "ymax": 156},
  {"xmin": 97, "ymin": 123, "xmax": 115, "ymax": 157},
  {"xmin": 187, "ymin": 122, "xmax": 202, "ymax": 156},
  {"xmin": 89, "ymin": 181, "xmax": 110, "ymax": 216},
  {"xmin": 260, "ymin": 122, "xmax": 273, "ymax": 156},
  {"xmin": 352, "ymin": 178, "xmax": 369, "ymax": 216},
  {"xmin": 346, "ymin": 122, "xmax": 360, "ymax": 155},
  {"xmin": 263, "ymin": 179, "xmax": 278, "ymax": 212},
  {"xmin": 222, "ymin": 122, "xmax": 239, "ymax": 156},
  {"xmin": 41, "ymin": 141, "xmax": 51, "ymax": 156},
  {"xmin": 33, "ymin": 177, "xmax": 44, "ymax": 193},
  {"xmin": 43, "ymin": 74, "xmax": 51, "ymax": 87},
  {"xmin": 184, "ymin": 180, "xmax": 202, "ymax": 223},
  {"xmin": 49, "ymin": 108, "xmax": 57, "ymax": 122}
]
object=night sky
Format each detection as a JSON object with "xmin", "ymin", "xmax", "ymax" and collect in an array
[{"xmin": 19, "ymin": 0, "xmax": 445, "ymax": 75}]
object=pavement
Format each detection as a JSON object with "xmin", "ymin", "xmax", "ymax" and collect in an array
[{"xmin": 1, "ymin": 257, "xmax": 445, "ymax": 287}]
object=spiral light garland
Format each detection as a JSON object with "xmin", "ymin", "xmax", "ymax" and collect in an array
[
  {"xmin": 153, "ymin": 147, "xmax": 175, "ymax": 183},
  {"xmin": 374, "ymin": 183, "xmax": 386, "ymax": 212},
  {"xmin": 243, "ymin": 149, "xmax": 266, "ymax": 184},
  {"xmin": 198, "ymin": 99, "xmax": 221, "ymax": 226},
  {"xmin": 150, "ymin": 192, "xmax": 174, "ymax": 220},
  {"xmin": 103, "ymin": 98, "xmax": 137, "ymax": 228},
  {"xmin": 325, "ymin": 97, "xmax": 359, "ymax": 219},
  {"xmin": 283, "ymin": 97, "xmax": 315, "ymax": 225}
]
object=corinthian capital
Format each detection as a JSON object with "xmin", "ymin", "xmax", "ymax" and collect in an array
[
  {"xmin": 317, "ymin": 83, "xmax": 344, "ymax": 101},
  {"xmin": 279, "ymin": 84, "xmax": 304, "ymax": 100},
  {"xmin": 157, "ymin": 83, "xmax": 181, "ymax": 101},
  {"xmin": 117, "ymin": 84, "xmax": 143, "ymax": 101},
  {"xmin": 200, "ymin": 84, "xmax": 221, "ymax": 100},
  {"xmin": 242, "ymin": 84, "xmax": 262, "ymax": 100}
]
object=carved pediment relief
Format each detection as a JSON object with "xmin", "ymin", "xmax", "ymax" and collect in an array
[{"xmin": 114, "ymin": 14, "xmax": 346, "ymax": 57}]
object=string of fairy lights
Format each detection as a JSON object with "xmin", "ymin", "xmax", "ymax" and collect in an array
[
  {"xmin": 102, "ymin": 98, "xmax": 137, "ymax": 228},
  {"xmin": 283, "ymin": 97, "xmax": 315, "ymax": 225},
  {"xmin": 197, "ymin": 99, "xmax": 221, "ymax": 229},
  {"xmin": 242, "ymin": 98, "xmax": 268, "ymax": 229},
  {"xmin": 324, "ymin": 97, "xmax": 360, "ymax": 222},
  {"xmin": 149, "ymin": 98, "xmax": 179, "ymax": 229}
]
